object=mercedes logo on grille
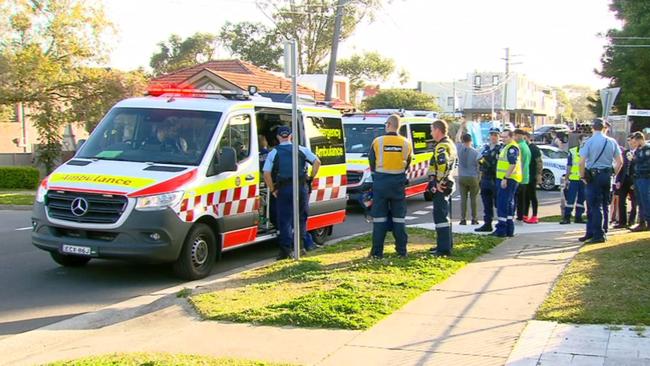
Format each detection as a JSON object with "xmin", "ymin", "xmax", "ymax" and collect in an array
[{"xmin": 70, "ymin": 197, "xmax": 89, "ymax": 217}]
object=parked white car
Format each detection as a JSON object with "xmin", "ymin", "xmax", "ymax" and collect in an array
[{"xmin": 537, "ymin": 145, "xmax": 568, "ymax": 191}]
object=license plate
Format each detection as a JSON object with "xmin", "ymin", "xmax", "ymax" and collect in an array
[{"xmin": 61, "ymin": 244, "xmax": 92, "ymax": 256}]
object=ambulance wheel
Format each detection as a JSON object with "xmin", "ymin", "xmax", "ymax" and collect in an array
[
  {"xmin": 173, "ymin": 223, "xmax": 217, "ymax": 280},
  {"xmin": 424, "ymin": 190, "xmax": 434, "ymax": 201},
  {"xmin": 310, "ymin": 226, "xmax": 330, "ymax": 246},
  {"xmin": 50, "ymin": 252, "xmax": 91, "ymax": 267}
]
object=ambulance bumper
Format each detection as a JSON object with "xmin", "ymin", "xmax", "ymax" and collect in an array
[{"xmin": 31, "ymin": 202, "xmax": 192, "ymax": 263}]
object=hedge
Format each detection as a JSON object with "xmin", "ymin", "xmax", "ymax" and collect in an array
[{"xmin": 0, "ymin": 166, "xmax": 40, "ymax": 189}]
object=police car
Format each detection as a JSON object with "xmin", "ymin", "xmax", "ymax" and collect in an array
[
  {"xmin": 538, "ymin": 144, "xmax": 568, "ymax": 190},
  {"xmin": 32, "ymin": 88, "xmax": 348, "ymax": 280},
  {"xmin": 342, "ymin": 112, "xmax": 435, "ymax": 202}
]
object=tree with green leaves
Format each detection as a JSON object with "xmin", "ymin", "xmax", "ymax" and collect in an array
[
  {"xmin": 260, "ymin": 0, "xmax": 382, "ymax": 74},
  {"xmin": 337, "ymin": 51, "xmax": 394, "ymax": 103},
  {"xmin": 219, "ymin": 21, "xmax": 283, "ymax": 71},
  {"xmin": 598, "ymin": 0, "xmax": 650, "ymax": 112},
  {"xmin": 554, "ymin": 88, "xmax": 574, "ymax": 122},
  {"xmin": 361, "ymin": 89, "xmax": 440, "ymax": 111},
  {"xmin": 150, "ymin": 32, "xmax": 218, "ymax": 76},
  {"xmin": 0, "ymin": 0, "xmax": 113, "ymax": 173}
]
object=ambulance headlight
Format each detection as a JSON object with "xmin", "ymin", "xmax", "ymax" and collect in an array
[
  {"xmin": 135, "ymin": 191, "xmax": 184, "ymax": 211},
  {"xmin": 36, "ymin": 179, "xmax": 48, "ymax": 203}
]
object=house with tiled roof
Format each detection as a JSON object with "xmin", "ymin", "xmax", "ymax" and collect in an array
[{"xmin": 150, "ymin": 59, "xmax": 352, "ymax": 109}]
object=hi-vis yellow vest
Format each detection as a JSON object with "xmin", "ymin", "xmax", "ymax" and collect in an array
[
  {"xmin": 371, "ymin": 134, "xmax": 412, "ymax": 174},
  {"xmin": 429, "ymin": 137, "xmax": 456, "ymax": 181},
  {"xmin": 496, "ymin": 142, "xmax": 523, "ymax": 183},
  {"xmin": 568, "ymin": 146, "xmax": 581, "ymax": 181}
]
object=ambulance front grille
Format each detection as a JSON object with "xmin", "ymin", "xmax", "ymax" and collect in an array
[
  {"xmin": 46, "ymin": 191, "xmax": 128, "ymax": 224},
  {"xmin": 346, "ymin": 171, "xmax": 363, "ymax": 186}
]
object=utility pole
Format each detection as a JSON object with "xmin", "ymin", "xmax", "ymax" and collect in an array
[
  {"xmin": 325, "ymin": 0, "xmax": 346, "ymax": 101},
  {"xmin": 502, "ymin": 48, "xmax": 509, "ymax": 121}
]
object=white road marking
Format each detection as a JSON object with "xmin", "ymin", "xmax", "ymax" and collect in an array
[
  {"xmin": 424, "ymin": 205, "xmax": 433, "ymax": 209},
  {"xmin": 15, "ymin": 227, "xmax": 32, "ymax": 231},
  {"xmin": 412, "ymin": 210, "xmax": 430, "ymax": 215},
  {"xmin": 404, "ymin": 216, "xmax": 418, "ymax": 221}
]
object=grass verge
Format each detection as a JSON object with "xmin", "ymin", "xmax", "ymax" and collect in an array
[
  {"xmin": 0, "ymin": 190, "xmax": 34, "ymax": 205},
  {"xmin": 536, "ymin": 231, "xmax": 650, "ymax": 325},
  {"xmin": 191, "ymin": 229, "xmax": 503, "ymax": 330},
  {"xmin": 47, "ymin": 353, "xmax": 294, "ymax": 366},
  {"xmin": 538, "ymin": 215, "xmax": 562, "ymax": 223}
]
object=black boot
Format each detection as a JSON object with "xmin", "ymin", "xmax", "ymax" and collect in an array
[
  {"xmin": 559, "ymin": 217, "xmax": 571, "ymax": 225},
  {"xmin": 474, "ymin": 223, "xmax": 493, "ymax": 232}
]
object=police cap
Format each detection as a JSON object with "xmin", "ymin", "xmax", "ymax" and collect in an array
[
  {"xmin": 489, "ymin": 127, "xmax": 501, "ymax": 135},
  {"xmin": 277, "ymin": 125, "xmax": 292, "ymax": 137}
]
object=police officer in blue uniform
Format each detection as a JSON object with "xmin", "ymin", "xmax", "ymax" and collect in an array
[
  {"xmin": 263, "ymin": 126, "xmax": 321, "ymax": 259},
  {"xmin": 560, "ymin": 134, "xmax": 588, "ymax": 224},
  {"xmin": 428, "ymin": 120, "xmax": 457, "ymax": 256},
  {"xmin": 492, "ymin": 129, "xmax": 523, "ymax": 237},
  {"xmin": 475, "ymin": 128, "xmax": 502, "ymax": 232},
  {"xmin": 630, "ymin": 131, "xmax": 650, "ymax": 232},
  {"xmin": 368, "ymin": 114, "xmax": 413, "ymax": 258},
  {"xmin": 579, "ymin": 119, "xmax": 623, "ymax": 243}
]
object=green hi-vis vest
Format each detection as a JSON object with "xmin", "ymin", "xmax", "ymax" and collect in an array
[
  {"xmin": 496, "ymin": 141, "xmax": 523, "ymax": 183},
  {"xmin": 569, "ymin": 146, "xmax": 581, "ymax": 181}
]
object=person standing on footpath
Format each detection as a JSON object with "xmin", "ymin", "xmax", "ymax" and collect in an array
[
  {"xmin": 523, "ymin": 132, "xmax": 542, "ymax": 223},
  {"xmin": 629, "ymin": 131, "xmax": 650, "ymax": 232},
  {"xmin": 457, "ymin": 133, "xmax": 480, "ymax": 225},
  {"xmin": 263, "ymin": 126, "xmax": 321, "ymax": 259},
  {"xmin": 613, "ymin": 134, "xmax": 637, "ymax": 228},
  {"xmin": 560, "ymin": 134, "xmax": 588, "ymax": 224},
  {"xmin": 475, "ymin": 128, "xmax": 502, "ymax": 233},
  {"xmin": 514, "ymin": 129, "xmax": 531, "ymax": 222},
  {"xmin": 368, "ymin": 114, "xmax": 412, "ymax": 258},
  {"xmin": 428, "ymin": 119, "xmax": 457, "ymax": 256},
  {"xmin": 579, "ymin": 118, "xmax": 623, "ymax": 243},
  {"xmin": 492, "ymin": 129, "xmax": 522, "ymax": 237}
]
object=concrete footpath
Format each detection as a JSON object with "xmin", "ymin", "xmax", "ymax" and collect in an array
[{"xmin": 0, "ymin": 225, "xmax": 624, "ymax": 365}]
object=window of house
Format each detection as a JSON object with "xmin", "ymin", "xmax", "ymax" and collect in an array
[{"xmin": 447, "ymin": 96, "xmax": 454, "ymax": 107}]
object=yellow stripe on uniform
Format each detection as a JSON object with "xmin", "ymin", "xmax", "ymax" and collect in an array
[{"xmin": 49, "ymin": 173, "xmax": 155, "ymax": 188}]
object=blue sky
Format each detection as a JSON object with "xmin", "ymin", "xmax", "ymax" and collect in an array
[{"xmin": 102, "ymin": 0, "xmax": 621, "ymax": 88}]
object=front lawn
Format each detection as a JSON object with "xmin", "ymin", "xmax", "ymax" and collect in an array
[
  {"xmin": 0, "ymin": 192, "xmax": 34, "ymax": 205},
  {"xmin": 47, "ymin": 353, "xmax": 294, "ymax": 366},
  {"xmin": 191, "ymin": 229, "xmax": 503, "ymax": 330},
  {"xmin": 536, "ymin": 231, "xmax": 650, "ymax": 325}
]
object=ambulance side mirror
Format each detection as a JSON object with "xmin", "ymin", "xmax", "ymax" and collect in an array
[{"xmin": 216, "ymin": 147, "xmax": 238, "ymax": 173}]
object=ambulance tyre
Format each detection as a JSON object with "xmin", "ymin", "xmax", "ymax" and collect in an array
[
  {"xmin": 173, "ymin": 223, "xmax": 217, "ymax": 280},
  {"xmin": 424, "ymin": 190, "xmax": 434, "ymax": 201},
  {"xmin": 310, "ymin": 226, "xmax": 330, "ymax": 246},
  {"xmin": 50, "ymin": 252, "xmax": 91, "ymax": 267}
]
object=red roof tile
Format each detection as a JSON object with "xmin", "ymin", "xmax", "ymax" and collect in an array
[{"xmin": 150, "ymin": 59, "xmax": 328, "ymax": 101}]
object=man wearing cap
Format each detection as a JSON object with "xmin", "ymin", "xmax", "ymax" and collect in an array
[
  {"xmin": 475, "ymin": 128, "xmax": 502, "ymax": 232},
  {"xmin": 368, "ymin": 114, "xmax": 412, "ymax": 258},
  {"xmin": 579, "ymin": 118, "xmax": 623, "ymax": 243},
  {"xmin": 560, "ymin": 134, "xmax": 588, "ymax": 224},
  {"xmin": 263, "ymin": 126, "xmax": 321, "ymax": 259}
]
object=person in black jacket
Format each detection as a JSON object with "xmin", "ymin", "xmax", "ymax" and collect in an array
[
  {"xmin": 614, "ymin": 135, "xmax": 637, "ymax": 228},
  {"xmin": 524, "ymin": 133, "xmax": 542, "ymax": 223}
]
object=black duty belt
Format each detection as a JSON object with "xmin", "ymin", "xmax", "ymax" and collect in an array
[{"xmin": 589, "ymin": 168, "xmax": 613, "ymax": 175}]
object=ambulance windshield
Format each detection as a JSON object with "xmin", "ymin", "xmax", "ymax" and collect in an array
[
  {"xmin": 77, "ymin": 108, "xmax": 222, "ymax": 165},
  {"xmin": 343, "ymin": 123, "xmax": 385, "ymax": 154}
]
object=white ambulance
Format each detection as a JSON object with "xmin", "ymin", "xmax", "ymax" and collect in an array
[
  {"xmin": 342, "ymin": 112, "xmax": 436, "ymax": 202},
  {"xmin": 32, "ymin": 88, "xmax": 347, "ymax": 279}
]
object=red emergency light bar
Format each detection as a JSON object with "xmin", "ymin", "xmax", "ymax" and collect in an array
[{"xmin": 146, "ymin": 87, "xmax": 250, "ymax": 100}]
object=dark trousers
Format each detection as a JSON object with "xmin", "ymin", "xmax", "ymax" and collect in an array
[
  {"xmin": 432, "ymin": 191, "xmax": 452, "ymax": 254},
  {"xmin": 277, "ymin": 184, "xmax": 314, "ymax": 253},
  {"xmin": 616, "ymin": 181, "xmax": 636, "ymax": 226},
  {"xmin": 495, "ymin": 179, "xmax": 518, "ymax": 236},
  {"xmin": 564, "ymin": 180, "xmax": 585, "ymax": 220},
  {"xmin": 585, "ymin": 172, "xmax": 611, "ymax": 240},
  {"xmin": 370, "ymin": 174, "xmax": 408, "ymax": 257},
  {"xmin": 480, "ymin": 176, "xmax": 496, "ymax": 225},
  {"xmin": 636, "ymin": 178, "xmax": 650, "ymax": 224},
  {"xmin": 516, "ymin": 184, "xmax": 527, "ymax": 220},
  {"xmin": 525, "ymin": 181, "xmax": 538, "ymax": 217}
]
